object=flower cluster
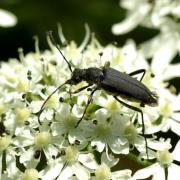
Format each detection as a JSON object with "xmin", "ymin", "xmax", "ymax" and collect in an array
[
  {"xmin": 112, "ymin": 0, "xmax": 180, "ymax": 66},
  {"xmin": 111, "ymin": 0, "xmax": 180, "ymax": 179},
  {"xmin": 0, "ymin": 21, "xmax": 180, "ymax": 179}
]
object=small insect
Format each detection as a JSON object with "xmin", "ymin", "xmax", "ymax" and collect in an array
[{"xmin": 38, "ymin": 31, "xmax": 158, "ymax": 157}]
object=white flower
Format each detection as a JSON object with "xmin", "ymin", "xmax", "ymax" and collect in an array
[
  {"xmin": 81, "ymin": 108, "xmax": 130, "ymax": 154},
  {"xmin": 95, "ymin": 163, "xmax": 132, "ymax": 180},
  {"xmin": 92, "ymin": 152, "xmax": 132, "ymax": 180},
  {"xmin": 12, "ymin": 121, "xmax": 63, "ymax": 170},
  {"xmin": 21, "ymin": 168, "xmax": 39, "ymax": 180},
  {"xmin": 51, "ymin": 103, "xmax": 88, "ymax": 148},
  {"xmin": 1, "ymin": 23, "xmax": 180, "ymax": 179},
  {"xmin": 133, "ymin": 140, "xmax": 180, "ymax": 180},
  {"xmin": 41, "ymin": 146, "xmax": 97, "ymax": 180},
  {"xmin": 0, "ymin": 133, "xmax": 22, "ymax": 179},
  {"xmin": 112, "ymin": 0, "xmax": 180, "ymax": 77},
  {"xmin": 112, "ymin": 0, "xmax": 151, "ymax": 35},
  {"xmin": 112, "ymin": 0, "xmax": 180, "ymax": 34},
  {"xmin": 0, "ymin": 9, "xmax": 17, "ymax": 27}
]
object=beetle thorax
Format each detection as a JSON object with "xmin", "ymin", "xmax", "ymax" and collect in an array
[{"xmin": 71, "ymin": 68, "xmax": 103, "ymax": 85}]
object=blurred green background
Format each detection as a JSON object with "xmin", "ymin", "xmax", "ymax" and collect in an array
[{"xmin": 0, "ymin": 0, "xmax": 158, "ymax": 60}]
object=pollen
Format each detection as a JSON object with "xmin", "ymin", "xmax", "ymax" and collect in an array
[
  {"xmin": 95, "ymin": 123, "xmax": 111, "ymax": 138},
  {"xmin": 123, "ymin": 123, "xmax": 137, "ymax": 142},
  {"xmin": 95, "ymin": 164, "xmax": 111, "ymax": 180},
  {"xmin": 157, "ymin": 149, "xmax": 173, "ymax": 166},
  {"xmin": 63, "ymin": 115, "xmax": 77, "ymax": 129},
  {"xmin": 159, "ymin": 102, "xmax": 173, "ymax": 117},
  {"xmin": 15, "ymin": 108, "xmax": 31, "ymax": 124},
  {"xmin": 0, "ymin": 135, "xmax": 11, "ymax": 151},
  {"xmin": 34, "ymin": 132, "xmax": 52, "ymax": 148},
  {"xmin": 63, "ymin": 146, "xmax": 79, "ymax": 164},
  {"xmin": 21, "ymin": 168, "xmax": 39, "ymax": 180},
  {"xmin": 106, "ymin": 99, "xmax": 119, "ymax": 112},
  {"xmin": 16, "ymin": 79, "xmax": 29, "ymax": 92}
]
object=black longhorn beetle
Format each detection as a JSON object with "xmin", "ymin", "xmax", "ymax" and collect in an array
[{"xmin": 38, "ymin": 31, "xmax": 158, "ymax": 157}]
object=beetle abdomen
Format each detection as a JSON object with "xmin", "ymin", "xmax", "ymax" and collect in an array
[{"xmin": 100, "ymin": 68, "xmax": 158, "ymax": 106}]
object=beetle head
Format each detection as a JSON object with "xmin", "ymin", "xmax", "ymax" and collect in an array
[{"xmin": 70, "ymin": 68, "xmax": 84, "ymax": 85}]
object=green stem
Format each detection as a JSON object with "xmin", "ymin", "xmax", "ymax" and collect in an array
[{"xmin": 128, "ymin": 152, "xmax": 153, "ymax": 167}]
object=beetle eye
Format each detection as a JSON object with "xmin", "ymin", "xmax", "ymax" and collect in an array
[
  {"xmin": 99, "ymin": 74, "xmax": 104, "ymax": 81},
  {"xmin": 72, "ymin": 75, "xmax": 80, "ymax": 84},
  {"xmin": 75, "ymin": 77, "xmax": 80, "ymax": 82}
]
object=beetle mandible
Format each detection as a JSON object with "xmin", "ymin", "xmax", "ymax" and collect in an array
[{"xmin": 38, "ymin": 31, "xmax": 158, "ymax": 157}]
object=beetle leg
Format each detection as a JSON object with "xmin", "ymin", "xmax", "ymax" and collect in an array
[
  {"xmin": 37, "ymin": 80, "xmax": 70, "ymax": 125},
  {"xmin": 129, "ymin": 69, "xmax": 146, "ymax": 82},
  {"xmin": 71, "ymin": 84, "xmax": 92, "ymax": 94},
  {"xmin": 75, "ymin": 87, "xmax": 98, "ymax": 128},
  {"xmin": 114, "ymin": 96, "xmax": 148, "ymax": 158},
  {"xmin": 69, "ymin": 85, "xmax": 92, "ymax": 102}
]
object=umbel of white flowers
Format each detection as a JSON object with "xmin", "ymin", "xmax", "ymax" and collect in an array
[{"xmin": 0, "ymin": 24, "xmax": 180, "ymax": 179}]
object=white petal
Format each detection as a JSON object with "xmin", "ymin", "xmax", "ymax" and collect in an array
[
  {"xmin": 42, "ymin": 162, "xmax": 63, "ymax": 180},
  {"xmin": 14, "ymin": 127, "xmax": 34, "ymax": 143},
  {"xmin": 72, "ymin": 163, "xmax": 90, "ymax": 180},
  {"xmin": 6, "ymin": 153, "xmax": 20, "ymax": 177},
  {"xmin": 57, "ymin": 23, "xmax": 67, "ymax": 45},
  {"xmin": 171, "ymin": 113, "xmax": 180, "ymax": 123},
  {"xmin": 146, "ymin": 123, "xmax": 166, "ymax": 134},
  {"xmin": 158, "ymin": 118, "xmax": 172, "ymax": 133},
  {"xmin": 57, "ymin": 166, "xmax": 73, "ymax": 180},
  {"xmin": 95, "ymin": 108, "xmax": 109, "ymax": 121},
  {"xmin": 171, "ymin": 94, "xmax": 180, "ymax": 111},
  {"xmin": 112, "ymin": 169, "xmax": 132, "ymax": 180},
  {"xmin": 108, "ymin": 136, "xmax": 129, "ymax": 154},
  {"xmin": 148, "ymin": 139, "xmax": 171, "ymax": 151},
  {"xmin": 170, "ymin": 120, "xmax": 180, "ymax": 136},
  {"xmin": 112, "ymin": 5, "xmax": 151, "ymax": 35},
  {"xmin": 94, "ymin": 96, "xmax": 108, "ymax": 108},
  {"xmin": 168, "ymin": 163, "xmax": 180, "ymax": 179},
  {"xmin": 152, "ymin": 168, "xmax": 165, "ymax": 180},
  {"xmin": 133, "ymin": 163, "xmax": 160, "ymax": 179},
  {"xmin": 78, "ymin": 153, "xmax": 98, "ymax": 169},
  {"xmin": 0, "ymin": 9, "xmax": 17, "ymax": 27},
  {"xmin": 72, "ymin": 104, "xmax": 83, "ymax": 118},
  {"xmin": 30, "ymin": 100, "xmax": 43, "ymax": 113},
  {"xmin": 151, "ymin": 39, "xmax": 177, "ymax": 78},
  {"xmin": 20, "ymin": 147, "xmax": 34, "ymax": 164},
  {"xmin": 172, "ymin": 140, "xmax": 180, "ymax": 162},
  {"xmin": 51, "ymin": 122, "xmax": 65, "ymax": 136},
  {"xmin": 68, "ymin": 129, "xmax": 89, "ymax": 149},
  {"xmin": 78, "ymin": 24, "xmax": 91, "ymax": 52},
  {"xmin": 163, "ymin": 64, "xmax": 180, "ymax": 80},
  {"xmin": 141, "ymin": 35, "xmax": 164, "ymax": 58},
  {"xmin": 120, "ymin": 0, "xmax": 138, "ymax": 10},
  {"xmin": 91, "ymin": 139, "xmax": 105, "ymax": 152},
  {"xmin": 43, "ymin": 145, "xmax": 59, "ymax": 159},
  {"xmin": 101, "ymin": 152, "xmax": 119, "ymax": 168}
]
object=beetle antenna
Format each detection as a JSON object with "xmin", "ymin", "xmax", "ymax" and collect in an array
[
  {"xmin": 48, "ymin": 31, "xmax": 73, "ymax": 73},
  {"xmin": 37, "ymin": 79, "xmax": 71, "ymax": 124}
]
